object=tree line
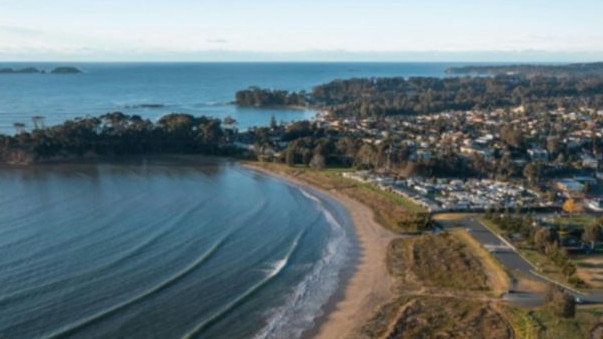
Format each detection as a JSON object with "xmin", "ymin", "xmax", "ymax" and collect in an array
[
  {"xmin": 235, "ymin": 87, "xmax": 306, "ymax": 107},
  {"xmin": 0, "ymin": 112, "xmax": 239, "ymax": 164},
  {"xmin": 236, "ymin": 75, "xmax": 603, "ymax": 117}
]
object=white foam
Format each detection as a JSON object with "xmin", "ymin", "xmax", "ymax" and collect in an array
[
  {"xmin": 298, "ymin": 188, "xmax": 322, "ymax": 205},
  {"xmin": 253, "ymin": 206, "xmax": 351, "ymax": 339},
  {"xmin": 184, "ymin": 233, "xmax": 301, "ymax": 339}
]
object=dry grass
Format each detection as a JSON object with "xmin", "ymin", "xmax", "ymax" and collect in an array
[
  {"xmin": 387, "ymin": 232, "xmax": 498, "ymax": 291},
  {"xmin": 575, "ymin": 255, "xmax": 603, "ymax": 289},
  {"xmin": 373, "ymin": 232, "xmax": 519, "ymax": 339},
  {"xmin": 432, "ymin": 213, "xmax": 476, "ymax": 221},
  {"xmin": 453, "ymin": 229, "xmax": 511, "ymax": 296},
  {"xmin": 512, "ymin": 270, "xmax": 548, "ymax": 295},
  {"xmin": 529, "ymin": 308, "xmax": 603, "ymax": 339},
  {"xmin": 361, "ymin": 296, "xmax": 513, "ymax": 339}
]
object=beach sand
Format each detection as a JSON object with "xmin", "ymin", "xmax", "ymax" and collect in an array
[{"xmin": 243, "ymin": 164, "xmax": 397, "ymax": 339}]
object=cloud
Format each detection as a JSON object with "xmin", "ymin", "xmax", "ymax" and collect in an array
[
  {"xmin": 206, "ymin": 39, "xmax": 228, "ymax": 44},
  {"xmin": 0, "ymin": 25, "xmax": 43, "ymax": 37}
]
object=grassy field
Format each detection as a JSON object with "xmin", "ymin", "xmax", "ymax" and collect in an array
[
  {"xmin": 361, "ymin": 296, "xmax": 513, "ymax": 339},
  {"xmin": 574, "ymin": 255, "xmax": 603, "ymax": 289},
  {"xmin": 366, "ymin": 231, "xmax": 517, "ymax": 338},
  {"xmin": 531, "ymin": 308, "xmax": 603, "ymax": 339},
  {"xmin": 548, "ymin": 215, "xmax": 597, "ymax": 228},
  {"xmin": 358, "ymin": 184, "xmax": 426, "ymax": 213},
  {"xmin": 499, "ymin": 305, "xmax": 603, "ymax": 339},
  {"xmin": 386, "ymin": 231, "xmax": 508, "ymax": 293}
]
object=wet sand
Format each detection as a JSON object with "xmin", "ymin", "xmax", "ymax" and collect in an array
[{"xmin": 243, "ymin": 164, "xmax": 397, "ymax": 339}]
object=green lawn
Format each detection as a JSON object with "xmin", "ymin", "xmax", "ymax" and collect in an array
[
  {"xmin": 359, "ymin": 183, "xmax": 427, "ymax": 213},
  {"xmin": 547, "ymin": 215, "xmax": 596, "ymax": 228},
  {"xmin": 477, "ymin": 217, "xmax": 506, "ymax": 234},
  {"xmin": 530, "ymin": 308, "xmax": 603, "ymax": 339}
]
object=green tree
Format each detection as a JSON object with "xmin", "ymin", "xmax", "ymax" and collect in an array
[{"xmin": 269, "ymin": 115, "xmax": 277, "ymax": 130}]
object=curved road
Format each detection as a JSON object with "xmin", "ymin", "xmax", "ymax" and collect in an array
[{"xmin": 436, "ymin": 216, "xmax": 603, "ymax": 306}]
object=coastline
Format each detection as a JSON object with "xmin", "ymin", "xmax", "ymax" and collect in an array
[{"xmin": 242, "ymin": 163, "xmax": 397, "ymax": 339}]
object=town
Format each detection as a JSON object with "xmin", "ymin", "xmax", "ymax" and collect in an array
[{"xmin": 237, "ymin": 106, "xmax": 603, "ymax": 215}]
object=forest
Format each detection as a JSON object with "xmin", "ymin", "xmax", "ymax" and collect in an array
[
  {"xmin": 446, "ymin": 62, "xmax": 603, "ymax": 77},
  {"xmin": 235, "ymin": 87, "xmax": 306, "ymax": 107},
  {"xmin": 0, "ymin": 112, "xmax": 237, "ymax": 164},
  {"xmin": 237, "ymin": 75, "xmax": 603, "ymax": 118}
]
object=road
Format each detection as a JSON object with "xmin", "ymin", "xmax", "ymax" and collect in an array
[{"xmin": 436, "ymin": 217, "xmax": 603, "ymax": 306}]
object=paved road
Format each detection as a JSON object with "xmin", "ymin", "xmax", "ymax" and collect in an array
[{"xmin": 436, "ymin": 217, "xmax": 603, "ymax": 306}]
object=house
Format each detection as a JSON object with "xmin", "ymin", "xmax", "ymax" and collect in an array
[
  {"xmin": 527, "ymin": 148, "xmax": 549, "ymax": 161},
  {"xmin": 555, "ymin": 179, "xmax": 585, "ymax": 194}
]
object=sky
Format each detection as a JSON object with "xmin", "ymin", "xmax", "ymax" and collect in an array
[{"xmin": 1, "ymin": 0, "xmax": 603, "ymax": 61}]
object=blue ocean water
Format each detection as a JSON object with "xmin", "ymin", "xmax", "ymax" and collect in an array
[
  {"xmin": 0, "ymin": 158, "xmax": 355, "ymax": 338},
  {"xmin": 0, "ymin": 63, "xmax": 456, "ymax": 338},
  {"xmin": 0, "ymin": 62, "xmax": 457, "ymax": 135}
]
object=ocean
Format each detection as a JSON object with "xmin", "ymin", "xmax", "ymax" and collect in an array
[
  {"xmin": 0, "ymin": 63, "xmax": 454, "ymax": 338},
  {"xmin": 0, "ymin": 62, "xmax": 457, "ymax": 135}
]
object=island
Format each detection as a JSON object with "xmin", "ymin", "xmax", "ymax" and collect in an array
[
  {"xmin": 0, "ymin": 67, "xmax": 44, "ymax": 74},
  {"xmin": 50, "ymin": 66, "xmax": 82, "ymax": 74},
  {"xmin": 0, "ymin": 66, "xmax": 82, "ymax": 74}
]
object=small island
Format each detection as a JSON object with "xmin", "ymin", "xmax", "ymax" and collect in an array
[
  {"xmin": 50, "ymin": 66, "xmax": 82, "ymax": 74},
  {"xmin": 0, "ymin": 67, "xmax": 44, "ymax": 74},
  {"xmin": 0, "ymin": 66, "xmax": 82, "ymax": 75}
]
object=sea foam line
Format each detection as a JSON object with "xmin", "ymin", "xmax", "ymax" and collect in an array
[
  {"xmin": 43, "ymin": 234, "xmax": 229, "ymax": 339},
  {"xmin": 254, "ymin": 191, "xmax": 350, "ymax": 339},
  {"xmin": 298, "ymin": 188, "xmax": 322, "ymax": 205},
  {"xmin": 182, "ymin": 233, "xmax": 302, "ymax": 339}
]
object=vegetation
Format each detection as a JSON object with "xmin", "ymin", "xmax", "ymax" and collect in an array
[
  {"xmin": 237, "ymin": 72, "xmax": 603, "ymax": 118},
  {"xmin": 545, "ymin": 284, "xmax": 576, "ymax": 318},
  {"xmin": 235, "ymin": 87, "xmax": 306, "ymax": 107},
  {"xmin": 446, "ymin": 62, "xmax": 603, "ymax": 77},
  {"xmin": 0, "ymin": 66, "xmax": 81, "ymax": 74},
  {"xmin": 0, "ymin": 67, "xmax": 42, "ymax": 74},
  {"xmin": 0, "ymin": 112, "xmax": 240, "ymax": 164},
  {"xmin": 361, "ymin": 296, "xmax": 513, "ymax": 339},
  {"xmin": 481, "ymin": 212, "xmax": 588, "ymax": 288},
  {"xmin": 363, "ymin": 230, "xmax": 514, "ymax": 338},
  {"xmin": 528, "ymin": 308, "xmax": 603, "ymax": 339},
  {"xmin": 244, "ymin": 162, "xmax": 427, "ymax": 232},
  {"xmin": 387, "ymin": 232, "xmax": 494, "ymax": 291}
]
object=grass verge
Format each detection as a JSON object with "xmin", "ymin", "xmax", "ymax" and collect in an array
[{"xmin": 242, "ymin": 162, "xmax": 425, "ymax": 232}]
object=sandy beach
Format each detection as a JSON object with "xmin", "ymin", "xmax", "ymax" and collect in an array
[{"xmin": 243, "ymin": 164, "xmax": 397, "ymax": 339}]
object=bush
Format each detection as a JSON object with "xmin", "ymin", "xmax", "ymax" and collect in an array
[{"xmin": 545, "ymin": 284, "xmax": 576, "ymax": 318}]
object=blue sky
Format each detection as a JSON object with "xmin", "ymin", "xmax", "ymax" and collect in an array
[{"xmin": 1, "ymin": 0, "xmax": 602, "ymax": 61}]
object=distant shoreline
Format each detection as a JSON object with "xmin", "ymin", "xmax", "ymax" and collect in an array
[
  {"xmin": 242, "ymin": 162, "xmax": 396, "ymax": 339},
  {"xmin": 0, "ymin": 66, "xmax": 82, "ymax": 74}
]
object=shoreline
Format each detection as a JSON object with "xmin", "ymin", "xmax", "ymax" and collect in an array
[{"xmin": 242, "ymin": 163, "xmax": 397, "ymax": 339}]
